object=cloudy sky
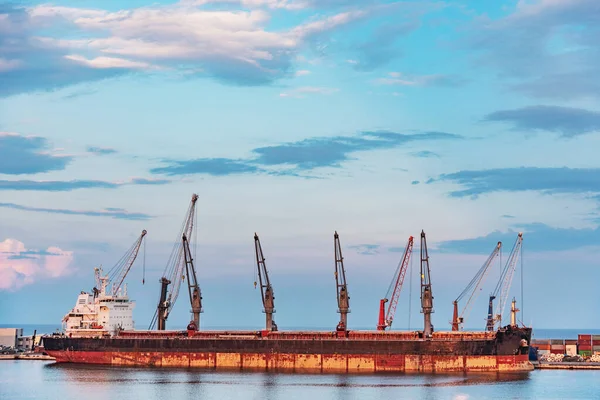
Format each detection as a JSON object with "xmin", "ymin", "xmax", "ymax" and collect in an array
[{"xmin": 1, "ymin": 0, "xmax": 599, "ymax": 332}]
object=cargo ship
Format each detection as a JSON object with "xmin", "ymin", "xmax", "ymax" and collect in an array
[{"xmin": 43, "ymin": 194, "xmax": 533, "ymax": 373}]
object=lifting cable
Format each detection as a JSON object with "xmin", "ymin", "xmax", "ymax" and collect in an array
[
  {"xmin": 142, "ymin": 236, "xmax": 146, "ymax": 285},
  {"xmin": 517, "ymin": 245, "xmax": 526, "ymax": 328},
  {"xmin": 407, "ymin": 246, "xmax": 414, "ymax": 330}
]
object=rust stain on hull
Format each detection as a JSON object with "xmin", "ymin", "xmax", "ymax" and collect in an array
[
  {"xmin": 44, "ymin": 327, "xmax": 533, "ymax": 373},
  {"xmin": 47, "ymin": 350, "xmax": 532, "ymax": 372}
]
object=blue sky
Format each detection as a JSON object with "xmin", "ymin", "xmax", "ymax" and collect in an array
[{"xmin": 1, "ymin": 0, "xmax": 600, "ymax": 331}]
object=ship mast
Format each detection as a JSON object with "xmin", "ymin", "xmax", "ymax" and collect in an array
[
  {"xmin": 420, "ymin": 230, "xmax": 434, "ymax": 338},
  {"xmin": 254, "ymin": 233, "xmax": 277, "ymax": 331},
  {"xmin": 510, "ymin": 298, "xmax": 519, "ymax": 327},
  {"xmin": 334, "ymin": 231, "xmax": 350, "ymax": 332}
]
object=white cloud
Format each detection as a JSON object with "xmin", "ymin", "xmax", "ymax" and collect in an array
[
  {"xmin": 374, "ymin": 72, "xmax": 466, "ymax": 87},
  {"xmin": 0, "ymin": 238, "xmax": 74, "ymax": 291},
  {"xmin": 291, "ymin": 10, "xmax": 366, "ymax": 38},
  {"xmin": 295, "ymin": 69, "xmax": 310, "ymax": 76},
  {"xmin": 65, "ymin": 55, "xmax": 155, "ymax": 69},
  {"xmin": 279, "ymin": 86, "xmax": 338, "ymax": 98},
  {"xmin": 28, "ymin": 5, "xmax": 108, "ymax": 20},
  {"xmin": 0, "ymin": 58, "xmax": 22, "ymax": 72},
  {"xmin": 513, "ymin": 0, "xmax": 586, "ymax": 19},
  {"xmin": 466, "ymin": 0, "xmax": 600, "ymax": 99},
  {"xmin": 179, "ymin": 0, "xmax": 308, "ymax": 10},
  {"xmin": 21, "ymin": 3, "xmax": 367, "ymax": 85},
  {"xmin": 375, "ymin": 72, "xmax": 420, "ymax": 86}
]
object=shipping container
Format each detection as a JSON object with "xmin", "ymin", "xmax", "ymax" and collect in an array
[
  {"xmin": 550, "ymin": 349, "xmax": 564, "ymax": 354},
  {"xmin": 565, "ymin": 339, "xmax": 577, "ymax": 345},
  {"xmin": 578, "ymin": 334, "xmax": 592, "ymax": 341},
  {"xmin": 579, "ymin": 350, "xmax": 592, "ymax": 356},
  {"xmin": 535, "ymin": 344, "xmax": 551, "ymax": 351},
  {"xmin": 592, "ymin": 345, "xmax": 600, "ymax": 352},
  {"xmin": 537, "ymin": 349, "xmax": 549, "ymax": 356},
  {"xmin": 579, "ymin": 344, "xmax": 592, "ymax": 351},
  {"xmin": 566, "ymin": 345, "xmax": 577, "ymax": 356},
  {"xmin": 532, "ymin": 339, "xmax": 550, "ymax": 345},
  {"xmin": 550, "ymin": 339, "xmax": 564, "ymax": 345},
  {"xmin": 551, "ymin": 345, "xmax": 565, "ymax": 350},
  {"xmin": 592, "ymin": 335, "xmax": 600, "ymax": 341}
]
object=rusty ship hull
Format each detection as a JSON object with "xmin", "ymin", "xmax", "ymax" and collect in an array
[{"xmin": 43, "ymin": 326, "xmax": 533, "ymax": 373}]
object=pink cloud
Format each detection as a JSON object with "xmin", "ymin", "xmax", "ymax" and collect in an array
[{"xmin": 0, "ymin": 239, "xmax": 74, "ymax": 290}]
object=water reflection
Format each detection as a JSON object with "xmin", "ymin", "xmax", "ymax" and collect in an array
[
  {"xmin": 43, "ymin": 363, "xmax": 530, "ymax": 388},
  {"xmin": 257, "ymin": 373, "xmax": 278, "ymax": 400},
  {"xmin": 334, "ymin": 374, "xmax": 351, "ymax": 400},
  {"xmin": 9, "ymin": 363, "xmax": 595, "ymax": 400}
]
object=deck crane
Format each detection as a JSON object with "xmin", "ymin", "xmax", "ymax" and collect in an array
[
  {"xmin": 451, "ymin": 241, "xmax": 502, "ymax": 331},
  {"xmin": 485, "ymin": 233, "xmax": 523, "ymax": 331},
  {"xmin": 420, "ymin": 230, "xmax": 434, "ymax": 338},
  {"xmin": 254, "ymin": 233, "xmax": 277, "ymax": 331},
  {"xmin": 95, "ymin": 229, "xmax": 147, "ymax": 297},
  {"xmin": 150, "ymin": 194, "xmax": 201, "ymax": 330},
  {"xmin": 334, "ymin": 231, "xmax": 350, "ymax": 332},
  {"xmin": 183, "ymin": 232, "xmax": 202, "ymax": 330},
  {"xmin": 377, "ymin": 236, "xmax": 414, "ymax": 331}
]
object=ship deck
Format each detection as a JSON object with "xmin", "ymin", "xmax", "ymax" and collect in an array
[{"xmin": 117, "ymin": 329, "xmax": 500, "ymax": 341}]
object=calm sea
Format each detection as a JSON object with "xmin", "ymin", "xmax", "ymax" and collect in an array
[{"xmin": 1, "ymin": 360, "xmax": 599, "ymax": 400}]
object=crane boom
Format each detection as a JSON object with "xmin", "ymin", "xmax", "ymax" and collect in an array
[
  {"xmin": 334, "ymin": 231, "xmax": 350, "ymax": 332},
  {"xmin": 420, "ymin": 230, "xmax": 434, "ymax": 338},
  {"xmin": 106, "ymin": 229, "xmax": 147, "ymax": 297},
  {"xmin": 485, "ymin": 233, "xmax": 523, "ymax": 331},
  {"xmin": 377, "ymin": 236, "xmax": 414, "ymax": 330},
  {"xmin": 183, "ymin": 233, "xmax": 202, "ymax": 330},
  {"xmin": 494, "ymin": 233, "xmax": 523, "ymax": 328},
  {"xmin": 254, "ymin": 233, "xmax": 277, "ymax": 331},
  {"xmin": 150, "ymin": 194, "xmax": 199, "ymax": 330},
  {"xmin": 451, "ymin": 241, "xmax": 501, "ymax": 331}
]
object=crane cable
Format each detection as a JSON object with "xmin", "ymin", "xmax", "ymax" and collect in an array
[
  {"xmin": 520, "ymin": 240, "xmax": 524, "ymax": 325},
  {"xmin": 142, "ymin": 236, "xmax": 146, "ymax": 285},
  {"xmin": 253, "ymin": 247, "xmax": 258, "ymax": 289},
  {"xmin": 408, "ymin": 246, "xmax": 413, "ymax": 330}
]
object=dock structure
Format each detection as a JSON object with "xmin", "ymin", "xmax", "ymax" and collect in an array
[{"xmin": 533, "ymin": 361, "xmax": 600, "ymax": 370}]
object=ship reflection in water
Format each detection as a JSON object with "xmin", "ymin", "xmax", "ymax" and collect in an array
[
  {"xmin": 47, "ymin": 362, "xmax": 531, "ymax": 386},
  {"xmin": 5, "ymin": 360, "xmax": 598, "ymax": 399},
  {"xmin": 43, "ymin": 362, "xmax": 533, "ymax": 399}
]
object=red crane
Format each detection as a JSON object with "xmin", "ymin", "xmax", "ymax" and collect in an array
[{"xmin": 377, "ymin": 236, "xmax": 413, "ymax": 331}]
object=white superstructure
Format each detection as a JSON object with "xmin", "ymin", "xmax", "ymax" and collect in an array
[{"xmin": 62, "ymin": 267, "xmax": 136, "ymax": 337}]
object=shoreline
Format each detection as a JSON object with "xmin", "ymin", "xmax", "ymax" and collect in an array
[
  {"xmin": 0, "ymin": 354, "xmax": 56, "ymax": 361},
  {"xmin": 533, "ymin": 361, "xmax": 600, "ymax": 370}
]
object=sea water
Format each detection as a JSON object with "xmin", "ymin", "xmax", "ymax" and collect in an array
[{"xmin": 1, "ymin": 360, "xmax": 599, "ymax": 400}]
